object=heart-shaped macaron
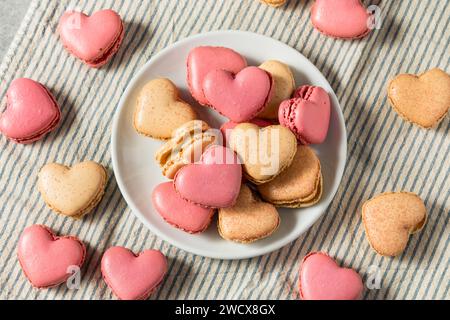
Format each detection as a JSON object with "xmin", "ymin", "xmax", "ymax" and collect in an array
[
  {"xmin": 258, "ymin": 60, "xmax": 295, "ymax": 119},
  {"xmin": 279, "ymin": 85, "xmax": 331, "ymax": 145},
  {"xmin": 152, "ymin": 182, "xmax": 215, "ymax": 233},
  {"xmin": 362, "ymin": 192, "xmax": 427, "ymax": 257},
  {"xmin": 101, "ymin": 246, "xmax": 167, "ymax": 300},
  {"xmin": 203, "ymin": 66, "xmax": 274, "ymax": 122},
  {"xmin": 299, "ymin": 252, "xmax": 364, "ymax": 300},
  {"xmin": 59, "ymin": 9, "xmax": 124, "ymax": 68},
  {"xmin": 220, "ymin": 118, "xmax": 272, "ymax": 147},
  {"xmin": 229, "ymin": 123, "xmax": 297, "ymax": 184},
  {"xmin": 174, "ymin": 145, "xmax": 242, "ymax": 208},
  {"xmin": 155, "ymin": 120, "xmax": 217, "ymax": 178},
  {"xmin": 311, "ymin": 0, "xmax": 372, "ymax": 39},
  {"xmin": 17, "ymin": 225, "xmax": 86, "ymax": 288},
  {"xmin": 388, "ymin": 68, "xmax": 450, "ymax": 128},
  {"xmin": 187, "ymin": 46, "xmax": 247, "ymax": 105},
  {"xmin": 260, "ymin": 0, "xmax": 287, "ymax": 7},
  {"xmin": 218, "ymin": 184, "xmax": 280, "ymax": 243},
  {"xmin": 134, "ymin": 78, "xmax": 197, "ymax": 139},
  {"xmin": 258, "ymin": 145, "xmax": 322, "ymax": 208},
  {"xmin": 0, "ymin": 78, "xmax": 60, "ymax": 144},
  {"xmin": 38, "ymin": 161, "xmax": 107, "ymax": 219}
]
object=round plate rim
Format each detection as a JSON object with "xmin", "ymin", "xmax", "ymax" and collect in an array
[{"xmin": 111, "ymin": 30, "xmax": 347, "ymax": 260}]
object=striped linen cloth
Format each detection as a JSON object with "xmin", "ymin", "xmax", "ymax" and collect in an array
[{"xmin": 0, "ymin": 0, "xmax": 449, "ymax": 300}]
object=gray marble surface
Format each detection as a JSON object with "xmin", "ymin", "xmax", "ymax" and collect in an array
[{"xmin": 0, "ymin": 0, "xmax": 31, "ymax": 61}]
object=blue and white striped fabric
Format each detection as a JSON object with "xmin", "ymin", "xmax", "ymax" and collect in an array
[{"xmin": 0, "ymin": 0, "xmax": 448, "ymax": 300}]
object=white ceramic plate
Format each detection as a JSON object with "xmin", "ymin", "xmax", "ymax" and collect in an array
[{"xmin": 111, "ymin": 30, "xmax": 347, "ymax": 260}]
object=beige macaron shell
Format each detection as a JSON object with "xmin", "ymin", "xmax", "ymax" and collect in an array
[
  {"xmin": 155, "ymin": 120, "xmax": 209, "ymax": 166},
  {"xmin": 259, "ymin": 0, "xmax": 286, "ymax": 7},
  {"xmin": 362, "ymin": 192, "xmax": 427, "ymax": 257},
  {"xmin": 218, "ymin": 184, "xmax": 280, "ymax": 243},
  {"xmin": 257, "ymin": 145, "xmax": 322, "ymax": 207},
  {"xmin": 273, "ymin": 173, "xmax": 323, "ymax": 208},
  {"xmin": 171, "ymin": 119, "xmax": 210, "ymax": 140},
  {"xmin": 161, "ymin": 156, "xmax": 190, "ymax": 180},
  {"xmin": 134, "ymin": 78, "xmax": 197, "ymax": 139},
  {"xmin": 230, "ymin": 123, "xmax": 297, "ymax": 185},
  {"xmin": 388, "ymin": 68, "xmax": 450, "ymax": 128},
  {"xmin": 155, "ymin": 140, "xmax": 176, "ymax": 166},
  {"xmin": 161, "ymin": 133, "xmax": 216, "ymax": 179},
  {"xmin": 179, "ymin": 133, "xmax": 216, "ymax": 162},
  {"xmin": 258, "ymin": 60, "xmax": 295, "ymax": 119},
  {"xmin": 155, "ymin": 120, "xmax": 217, "ymax": 179},
  {"xmin": 38, "ymin": 161, "xmax": 107, "ymax": 218}
]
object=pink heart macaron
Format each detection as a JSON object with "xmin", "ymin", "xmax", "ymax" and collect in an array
[
  {"xmin": 101, "ymin": 246, "xmax": 168, "ymax": 300},
  {"xmin": 174, "ymin": 145, "xmax": 242, "ymax": 208},
  {"xmin": 58, "ymin": 9, "xmax": 124, "ymax": 68},
  {"xmin": 311, "ymin": 0, "xmax": 372, "ymax": 39},
  {"xmin": 279, "ymin": 85, "xmax": 330, "ymax": 145},
  {"xmin": 17, "ymin": 224, "xmax": 86, "ymax": 288},
  {"xmin": 203, "ymin": 66, "xmax": 274, "ymax": 122},
  {"xmin": 299, "ymin": 252, "xmax": 364, "ymax": 300},
  {"xmin": 152, "ymin": 181, "xmax": 215, "ymax": 233},
  {"xmin": 187, "ymin": 46, "xmax": 247, "ymax": 105},
  {"xmin": 0, "ymin": 78, "xmax": 61, "ymax": 144}
]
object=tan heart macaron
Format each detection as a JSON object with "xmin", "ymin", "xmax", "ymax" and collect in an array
[
  {"xmin": 258, "ymin": 60, "xmax": 295, "ymax": 119},
  {"xmin": 134, "ymin": 78, "xmax": 197, "ymax": 139},
  {"xmin": 257, "ymin": 145, "xmax": 322, "ymax": 208},
  {"xmin": 38, "ymin": 161, "xmax": 107, "ymax": 219},
  {"xmin": 230, "ymin": 123, "xmax": 297, "ymax": 185},
  {"xmin": 218, "ymin": 184, "xmax": 280, "ymax": 243},
  {"xmin": 259, "ymin": 0, "xmax": 286, "ymax": 7},
  {"xmin": 362, "ymin": 192, "xmax": 427, "ymax": 257},
  {"xmin": 155, "ymin": 120, "xmax": 218, "ymax": 179},
  {"xmin": 388, "ymin": 68, "xmax": 450, "ymax": 128}
]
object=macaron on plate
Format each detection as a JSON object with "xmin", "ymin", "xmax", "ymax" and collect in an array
[{"xmin": 111, "ymin": 31, "xmax": 346, "ymax": 259}]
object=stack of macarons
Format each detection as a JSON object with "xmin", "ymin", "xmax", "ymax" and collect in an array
[{"xmin": 133, "ymin": 45, "xmax": 331, "ymax": 243}]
